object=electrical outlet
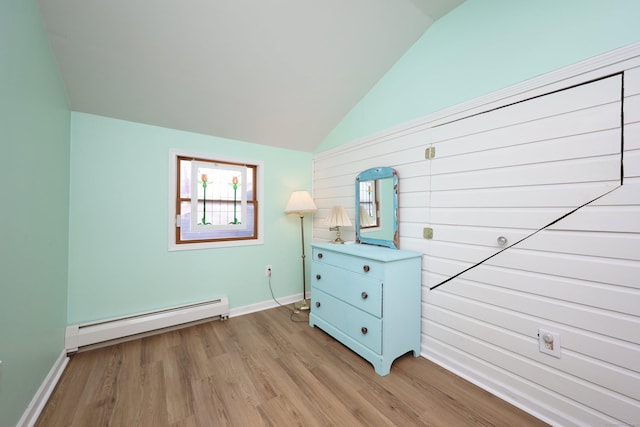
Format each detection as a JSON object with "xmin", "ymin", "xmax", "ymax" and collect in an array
[
  {"xmin": 265, "ymin": 265, "xmax": 272, "ymax": 277},
  {"xmin": 538, "ymin": 328, "xmax": 561, "ymax": 358}
]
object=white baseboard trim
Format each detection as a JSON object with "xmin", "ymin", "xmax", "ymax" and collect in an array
[
  {"xmin": 421, "ymin": 352, "xmax": 556, "ymax": 426},
  {"xmin": 17, "ymin": 294, "xmax": 301, "ymax": 425},
  {"xmin": 17, "ymin": 350, "xmax": 69, "ymax": 427},
  {"xmin": 230, "ymin": 293, "xmax": 303, "ymax": 318}
]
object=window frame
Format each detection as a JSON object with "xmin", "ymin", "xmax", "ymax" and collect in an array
[{"xmin": 168, "ymin": 149, "xmax": 264, "ymax": 251}]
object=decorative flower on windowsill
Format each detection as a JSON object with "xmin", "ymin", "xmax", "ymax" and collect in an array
[
  {"xmin": 229, "ymin": 176, "xmax": 241, "ymax": 224},
  {"xmin": 199, "ymin": 173, "xmax": 212, "ymax": 225}
]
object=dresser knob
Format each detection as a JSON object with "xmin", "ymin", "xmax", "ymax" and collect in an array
[
  {"xmin": 315, "ymin": 301, "xmax": 321, "ymax": 308},
  {"xmin": 318, "ymin": 253, "xmax": 323, "ymax": 259},
  {"xmin": 361, "ymin": 327, "xmax": 368, "ymax": 335},
  {"xmin": 363, "ymin": 265, "xmax": 370, "ymax": 273},
  {"xmin": 361, "ymin": 292, "xmax": 368, "ymax": 300},
  {"xmin": 316, "ymin": 274, "xmax": 321, "ymax": 280},
  {"xmin": 497, "ymin": 236, "xmax": 508, "ymax": 246}
]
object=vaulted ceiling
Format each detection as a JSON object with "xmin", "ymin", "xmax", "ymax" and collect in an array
[{"xmin": 38, "ymin": 0, "xmax": 463, "ymax": 151}]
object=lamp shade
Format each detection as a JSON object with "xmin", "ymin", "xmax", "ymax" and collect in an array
[
  {"xmin": 284, "ymin": 190, "xmax": 317, "ymax": 215},
  {"xmin": 359, "ymin": 205, "xmax": 374, "ymax": 226},
  {"xmin": 327, "ymin": 206, "xmax": 352, "ymax": 227}
]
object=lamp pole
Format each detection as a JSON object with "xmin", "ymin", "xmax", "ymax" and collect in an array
[
  {"xmin": 296, "ymin": 213, "xmax": 310, "ymax": 310},
  {"xmin": 284, "ymin": 190, "xmax": 317, "ymax": 312}
]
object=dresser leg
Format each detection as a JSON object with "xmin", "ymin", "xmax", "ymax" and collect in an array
[{"xmin": 375, "ymin": 361, "xmax": 391, "ymax": 376}]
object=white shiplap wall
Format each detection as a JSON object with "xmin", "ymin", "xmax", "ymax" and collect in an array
[{"xmin": 312, "ymin": 44, "xmax": 640, "ymax": 426}]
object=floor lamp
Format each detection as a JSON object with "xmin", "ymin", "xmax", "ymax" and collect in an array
[{"xmin": 284, "ymin": 190, "xmax": 317, "ymax": 311}]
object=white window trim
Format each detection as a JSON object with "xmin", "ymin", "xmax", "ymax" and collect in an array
[{"xmin": 168, "ymin": 149, "xmax": 264, "ymax": 251}]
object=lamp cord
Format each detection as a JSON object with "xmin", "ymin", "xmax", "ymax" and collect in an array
[{"xmin": 267, "ymin": 274, "xmax": 309, "ymax": 322}]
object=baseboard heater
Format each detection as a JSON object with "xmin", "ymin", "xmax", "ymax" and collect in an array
[{"xmin": 65, "ymin": 296, "xmax": 229, "ymax": 353}]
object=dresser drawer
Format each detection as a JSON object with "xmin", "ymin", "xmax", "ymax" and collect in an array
[
  {"xmin": 312, "ymin": 262, "xmax": 382, "ymax": 317},
  {"xmin": 312, "ymin": 289, "xmax": 382, "ymax": 354},
  {"xmin": 312, "ymin": 247, "xmax": 384, "ymax": 280}
]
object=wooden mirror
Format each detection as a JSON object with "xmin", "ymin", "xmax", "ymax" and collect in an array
[{"xmin": 355, "ymin": 167, "xmax": 398, "ymax": 249}]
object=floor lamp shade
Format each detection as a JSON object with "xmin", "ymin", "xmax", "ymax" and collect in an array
[
  {"xmin": 284, "ymin": 190, "xmax": 316, "ymax": 311},
  {"xmin": 284, "ymin": 190, "xmax": 317, "ymax": 215}
]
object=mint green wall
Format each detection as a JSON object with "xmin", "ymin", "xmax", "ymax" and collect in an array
[
  {"xmin": 7, "ymin": 1, "xmax": 640, "ymax": 424},
  {"xmin": 0, "ymin": 1, "xmax": 70, "ymax": 426},
  {"xmin": 68, "ymin": 113, "xmax": 312, "ymax": 324},
  {"xmin": 318, "ymin": 0, "xmax": 640, "ymax": 152}
]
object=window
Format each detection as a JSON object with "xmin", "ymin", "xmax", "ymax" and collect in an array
[
  {"xmin": 169, "ymin": 150, "xmax": 264, "ymax": 250},
  {"xmin": 358, "ymin": 179, "xmax": 379, "ymax": 228}
]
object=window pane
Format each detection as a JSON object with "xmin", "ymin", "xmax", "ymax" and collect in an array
[
  {"xmin": 195, "ymin": 200, "xmax": 243, "ymax": 226},
  {"xmin": 191, "ymin": 161, "xmax": 246, "ymax": 230},
  {"xmin": 246, "ymin": 166, "xmax": 254, "ymax": 201},
  {"xmin": 180, "ymin": 160, "xmax": 191, "ymax": 198},
  {"xmin": 179, "ymin": 201, "xmax": 255, "ymax": 241}
]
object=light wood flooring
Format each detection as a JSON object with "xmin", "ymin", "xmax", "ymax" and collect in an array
[{"xmin": 36, "ymin": 306, "xmax": 548, "ymax": 426}]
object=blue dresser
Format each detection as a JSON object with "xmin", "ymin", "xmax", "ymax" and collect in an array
[{"xmin": 309, "ymin": 242, "xmax": 422, "ymax": 376}]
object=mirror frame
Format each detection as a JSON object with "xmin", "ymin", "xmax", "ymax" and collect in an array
[{"xmin": 355, "ymin": 167, "xmax": 399, "ymax": 249}]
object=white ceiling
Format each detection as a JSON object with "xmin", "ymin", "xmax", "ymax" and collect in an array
[{"xmin": 38, "ymin": 0, "xmax": 463, "ymax": 152}]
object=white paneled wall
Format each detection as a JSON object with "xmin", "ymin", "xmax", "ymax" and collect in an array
[{"xmin": 312, "ymin": 44, "xmax": 640, "ymax": 426}]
